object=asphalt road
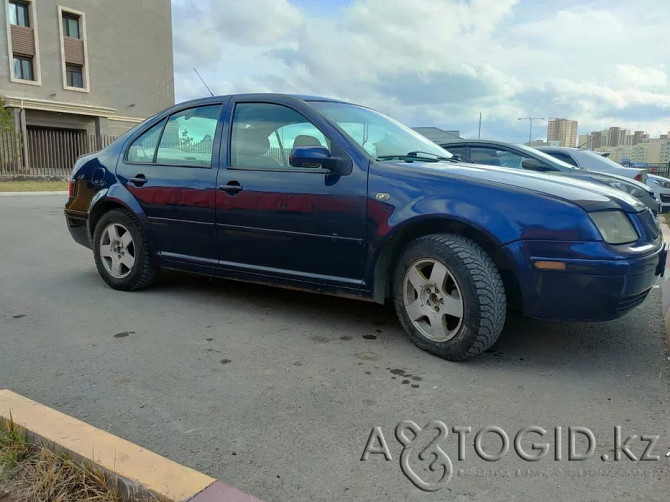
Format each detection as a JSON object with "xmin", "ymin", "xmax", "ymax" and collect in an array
[{"xmin": 1, "ymin": 194, "xmax": 669, "ymax": 501}]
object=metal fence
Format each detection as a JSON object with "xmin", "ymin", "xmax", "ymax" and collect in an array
[
  {"xmin": 0, "ymin": 128, "xmax": 117, "ymax": 178},
  {"xmin": 0, "ymin": 129, "xmax": 22, "ymax": 175},
  {"xmin": 644, "ymin": 164, "xmax": 670, "ymax": 178}
]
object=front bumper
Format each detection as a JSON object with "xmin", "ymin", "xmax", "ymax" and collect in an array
[{"xmin": 504, "ymin": 240, "xmax": 666, "ymax": 321}]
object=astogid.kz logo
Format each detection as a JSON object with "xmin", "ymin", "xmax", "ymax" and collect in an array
[{"xmin": 361, "ymin": 421, "xmax": 668, "ymax": 492}]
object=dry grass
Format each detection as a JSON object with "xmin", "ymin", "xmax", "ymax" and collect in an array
[
  {"xmin": 0, "ymin": 181, "xmax": 68, "ymax": 192},
  {"xmin": 0, "ymin": 419, "xmax": 165, "ymax": 502}
]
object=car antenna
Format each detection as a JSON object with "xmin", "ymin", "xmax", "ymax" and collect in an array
[{"xmin": 194, "ymin": 68, "xmax": 214, "ymax": 97}]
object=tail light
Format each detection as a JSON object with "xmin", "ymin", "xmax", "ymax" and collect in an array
[
  {"xmin": 634, "ymin": 173, "xmax": 643, "ymax": 182},
  {"xmin": 68, "ymin": 179, "xmax": 74, "ymax": 196}
]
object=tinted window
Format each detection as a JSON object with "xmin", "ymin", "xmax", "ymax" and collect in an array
[
  {"xmin": 155, "ymin": 105, "xmax": 221, "ymax": 167},
  {"xmin": 127, "ymin": 120, "xmax": 166, "ymax": 163},
  {"xmin": 13, "ymin": 56, "xmax": 33, "ymax": 80},
  {"xmin": 470, "ymin": 147, "xmax": 523, "ymax": 168},
  {"xmin": 231, "ymin": 103, "xmax": 329, "ymax": 169},
  {"xmin": 9, "ymin": 1, "xmax": 29, "ymax": 27},
  {"xmin": 62, "ymin": 14, "xmax": 80, "ymax": 38},
  {"xmin": 547, "ymin": 151, "xmax": 578, "ymax": 167},
  {"xmin": 66, "ymin": 64, "xmax": 83, "ymax": 88},
  {"xmin": 442, "ymin": 145, "xmax": 467, "ymax": 158}
]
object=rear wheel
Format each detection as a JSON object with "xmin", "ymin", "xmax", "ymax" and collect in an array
[
  {"xmin": 93, "ymin": 209, "xmax": 157, "ymax": 291},
  {"xmin": 393, "ymin": 234, "xmax": 506, "ymax": 361}
]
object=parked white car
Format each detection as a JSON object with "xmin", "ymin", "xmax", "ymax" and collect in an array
[
  {"xmin": 537, "ymin": 147, "xmax": 647, "ymax": 183},
  {"xmin": 646, "ymin": 174, "xmax": 670, "ymax": 213}
]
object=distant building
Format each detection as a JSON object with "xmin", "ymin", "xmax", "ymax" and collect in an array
[
  {"xmin": 600, "ymin": 139, "xmax": 670, "ymax": 164},
  {"xmin": 412, "ymin": 127, "xmax": 461, "ymax": 144},
  {"xmin": 580, "ymin": 128, "xmax": 650, "ymax": 154},
  {"xmin": 546, "ymin": 118, "xmax": 578, "ymax": 147},
  {"xmin": 1, "ymin": 0, "xmax": 174, "ymax": 174},
  {"xmin": 528, "ymin": 139, "xmax": 561, "ymax": 147}
]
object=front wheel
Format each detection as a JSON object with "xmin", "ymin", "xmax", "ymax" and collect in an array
[
  {"xmin": 93, "ymin": 209, "xmax": 157, "ymax": 291},
  {"xmin": 393, "ymin": 234, "xmax": 506, "ymax": 361}
]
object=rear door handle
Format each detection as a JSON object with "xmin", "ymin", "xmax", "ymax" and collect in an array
[
  {"xmin": 129, "ymin": 174, "xmax": 147, "ymax": 187},
  {"xmin": 218, "ymin": 181, "xmax": 243, "ymax": 195}
]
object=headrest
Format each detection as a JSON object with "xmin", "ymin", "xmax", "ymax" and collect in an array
[
  {"xmin": 234, "ymin": 128, "xmax": 270, "ymax": 156},
  {"xmin": 293, "ymin": 135, "xmax": 322, "ymax": 148}
]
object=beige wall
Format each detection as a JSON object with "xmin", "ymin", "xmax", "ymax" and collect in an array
[{"xmin": 0, "ymin": 0, "xmax": 174, "ymax": 134}]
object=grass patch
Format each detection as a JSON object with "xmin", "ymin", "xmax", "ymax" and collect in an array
[
  {"xmin": 0, "ymin": 419, "xmax": 163, "ymax": 502},
  {"xmin": 0, "ymin": 181, "xmax": 68, "ymax": 192}
]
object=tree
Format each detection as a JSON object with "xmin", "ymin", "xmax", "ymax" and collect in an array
[{"xmin": 0, "ymin": 97, "xmax": 15, "ymax": 131}]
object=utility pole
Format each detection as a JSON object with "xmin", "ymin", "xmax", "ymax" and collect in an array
[
  {"xmin": 478, "ymin": 112, "xmax": 482, "ymax": 139},
  {"xmin": 518, "ymin": 117, "xmax": 544, "ymax": 146}
]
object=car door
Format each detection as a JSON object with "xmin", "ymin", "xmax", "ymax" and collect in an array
[
  {"xmin": 214, "ymin": 99, "xmax": 367, "ymax": 285},
  {"xmin": 116, "ymin": 101, "xmax": 226, "ymax": 261}
]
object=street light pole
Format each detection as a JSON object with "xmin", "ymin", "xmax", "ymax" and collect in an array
[{"xmin": 518, "ymin": 117, "xmax": 545, "ymax": 146}]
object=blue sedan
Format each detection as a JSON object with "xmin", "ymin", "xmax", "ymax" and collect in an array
[{"xmin": 65, "ymin": 94, "xmax": 666, "ymax": 360}]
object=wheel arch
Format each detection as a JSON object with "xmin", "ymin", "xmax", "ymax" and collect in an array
[
  {"xmin": 372, "ymin": 217, "xmax": 522, "ymax": 309},
  {"xmin": 87, "ymin": 186, "xmax": 147, "ymax": 241}
]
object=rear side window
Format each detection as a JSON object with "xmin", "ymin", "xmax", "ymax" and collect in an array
[
  {"xmin": 127, "ymin": 119, "xmax": 166, "ymax": 163},
  {"xmin": 547, "ymin": 152, "xmax": 578, "ymax": 167},
  {"xmin": 155, "ymin": 105, "xmax": 221, "ymax": 167}
]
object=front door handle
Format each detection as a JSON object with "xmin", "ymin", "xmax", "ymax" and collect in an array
[
  {"xmin": 219, "ymin": 181, "xmax": 243, "ymax": 195},
  {"xmin": 129, "ymin": 174, "xmax": 147, "ymax": 187}
]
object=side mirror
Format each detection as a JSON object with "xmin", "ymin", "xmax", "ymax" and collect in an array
[
  {"xmin": 521, "ymin": 157, "xmax": 553, "ymax": 172},
  {"xmin": 289, "ymin": 146, "xmax": 338, "ymax": 171}
]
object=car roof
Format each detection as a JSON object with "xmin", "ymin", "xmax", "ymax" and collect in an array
[{"xmin": 173, "ymin": 93, "xmax": 351, "ymax": 108}]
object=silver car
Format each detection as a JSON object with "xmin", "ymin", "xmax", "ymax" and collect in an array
[
  {"xmin": 537, "ymin": 147, "xmax": 647, "ymax": 183},
  {"xmin": 647, "ymin": 174, "xmax": 670, "ymax": 213}
]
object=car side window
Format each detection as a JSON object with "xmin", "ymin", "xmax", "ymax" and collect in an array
[
  {"xmin": 155, "ymin": 105, "xmax": 221, "ymax": 168},
  {"xmin": 443, "ymin": 146, "xmax": 467, "ymax": 158},
  {"xmin": 231, "ymin": 103, "xmax": 330, "ymax": 169},
  {"xmin": 548, "ymin": 152, "xmax": 578, "ymax": 167},
  {"xmin": 127, "ymin": 119, "xmax": 166, "ymax": 163},
  {"xmin": 470, "ymin": 147, "xmax": 523, "ymax": 168}
]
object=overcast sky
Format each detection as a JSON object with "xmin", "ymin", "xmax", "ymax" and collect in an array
[{"xmin": 171, "ymin": 0, "xmax": 670, "ymax": 143}]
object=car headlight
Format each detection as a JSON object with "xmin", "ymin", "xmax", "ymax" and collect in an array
[
  {"xmin": 590, "ymin": 211, "xmax": 639, "ymax": 244},
  {"xmin": 604, "ymin": 180, "xmax": 646, "ymax": 198}
]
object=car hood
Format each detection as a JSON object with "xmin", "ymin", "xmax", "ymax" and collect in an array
[{"xmin": 388, "ymin": 161, "xmax": 646, "ymax": 213}]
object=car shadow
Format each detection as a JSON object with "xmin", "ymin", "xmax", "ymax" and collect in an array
[{"xmin": 110, "ymin": 269, "xmax": 666, "ymax": 376}]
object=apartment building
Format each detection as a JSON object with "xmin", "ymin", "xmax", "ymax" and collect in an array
[
  {"xmin": 546, "ymin": 118, "xmax": 578, "ymax": 147},
  {"xmin": 1, "ymin": 0, "xmax": 174, "ymax": 172}
]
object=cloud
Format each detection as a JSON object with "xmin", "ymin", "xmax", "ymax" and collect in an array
[
  {"xmin": 212, "ymin": 0, "xmax": 303, "ymax": 46},
  {"xmin": 170, "ymin": 0, "xmax": 670, "ymax": 141}
]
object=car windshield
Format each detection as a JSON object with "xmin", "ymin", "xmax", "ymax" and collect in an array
[
  {"xmin": 310, "ymin": 101, "xmax": 453, "ymax": 162},
  {"xmin": 513, "ymin": 144, "xmax": 580, "ymax": 170}
]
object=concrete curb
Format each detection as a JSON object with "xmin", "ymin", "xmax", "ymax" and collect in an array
[
  {"xmin": 0, "ymin": 191, "xmax": 69, "ymax": 196},
  {"xmin": 0, "ymin": 389, "xmax": 261, "ymax": 502}
]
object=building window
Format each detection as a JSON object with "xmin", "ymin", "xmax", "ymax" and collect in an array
[
  {"xmin": 13, "ymin": 56, "xmax": 34, "ymax": 80},
  {"xmin": 9, "ymin": 1, "xmax": 30, "ymax": 27},
  {"xmin": 62, "ymin": 13, "xmax": 80, "ymax": 38},
  {"xmin": 65, "ymin": 64, "xmax": 83, "ymax": 88}
]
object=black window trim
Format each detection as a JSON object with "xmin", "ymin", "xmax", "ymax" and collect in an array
[
  {"xmin": 124, "ymin": 104, "xmax": 223, "ymax": 169},
  {"xmin": 9, "ymin": 0, "xmax": 30, "ymax": 28},
  {"xmin": 13, "ymin": 55, "xmax": 34, "ymax": 81},
  {"xmin": 65, "ymin": 63, "xmax": 83, "ymax": 88},
  {"xmin": 62, "ymin": 12, "xmax": 80, "ymax": 39},
  {"xmin": 227, "ymin": 101, "xmax": 335, "ymax": 174}
]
